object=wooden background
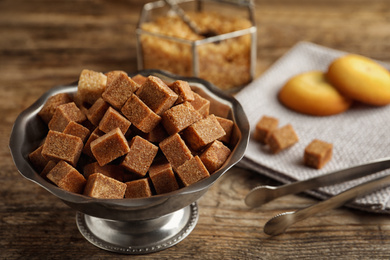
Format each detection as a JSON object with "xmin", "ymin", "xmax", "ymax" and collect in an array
[{"xmin": 1, "ymin": 0, "xmax": 390, "ymax": 259}]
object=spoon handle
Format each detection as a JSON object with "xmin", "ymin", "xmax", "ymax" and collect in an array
[
  {"xmin": 163, "ymin": 0, "xmax": 201, "ymax": 34},
  {"xmin": 264, "ymin": 173, "xmax": 390, "ymax": 236},
  {"xmin": 246, "ymin": 157, "xmax": 390, "ymax": 207}
]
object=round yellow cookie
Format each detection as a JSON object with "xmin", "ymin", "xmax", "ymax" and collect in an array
[
  {"xmin": 327, "ymin": 54, "xmax": 390, "ymax": 106},
  {"xmin": 278, "ymin": 71, "xmax": 352, "ymax": 116}
]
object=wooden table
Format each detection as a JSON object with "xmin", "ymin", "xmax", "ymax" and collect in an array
[{"xmin": 2, "ymin": 0, "xmax": 390, "ymax": 258}]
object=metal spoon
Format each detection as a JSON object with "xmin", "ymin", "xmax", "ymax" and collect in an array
[
  {"xmin": 245, "ymin": 157, "xmax": 390, "ymax": 208},
  {"xmin": 264, "ymin": 173, "xmax": 390, "ymax": 236},
  {"xmin": 163, "ymin": 0, "xmax": 217, "ymax": 38}
]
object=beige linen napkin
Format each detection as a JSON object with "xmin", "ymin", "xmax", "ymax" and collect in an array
[{"xmin": 235, "ymin": 41, "xmax": 390, "ymax": 213}]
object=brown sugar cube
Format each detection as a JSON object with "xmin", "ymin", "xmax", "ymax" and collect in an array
[
  {"xmin": 125, "ymin": 178, "xmax": 153, "ymax": 199},
  {"xmin": 48, "ymin": 102, "xmax": 86, "ymax": 132},
  {"xmin": 161, "ymin": 101, "xmax": 202, "ymax": 135},
  {"xmin": 183, "ymin": 114, "xmax": 226, "ymax": 151},
  {"xmin": 98, "ymin": 106, "xmax": 131, "ymax": 135},
  {"xmin": 121, "ymin": 94, "xmax": 161, "ymax": 133},
  {"xmin": 29, "ymin": 145, "xmax": 49, "ymax": 172},
  {"xmin": 104, "ymin": 70, "xmax": 128, "ymax": 77},
  {"xmin": 169, "ymin": 80, "xmax": 195, "ymax": 104},
  {"xmin": 199, "ymin": 140, "xmax": 231, "ymax": 173},
  {"xmin": 63, "ymin": 121, "xmax": 90, "ymax": 143},
  {"xmin": 40, "ymin": 160, "xmax": 57, "ymax": 179},
  {"xmin": 216, "ymin": 116, "xmax": 234, "ymax": 144},
  {"xmin": 267, "ymin": 124, "xmax": 299, "ymax": 154},
  {"xmin": 83, "ymin": 161, "xmax": 125, "ymax": 182},
  {"xmin": 143, "ymin": 123, "xmax": 168, "ymax": 143},
  {"xmin": 189, "ymin": 92, "xmax": 210, "ymax": 118},
  {"xmin": 83, "ymin": 172, "xmax": 126, "ymax": 199},
  {"xmin": 132, "ymin": 74, "xmax": 147, "ymax": 87},
  {"xmin": 149, "ymin": 160, "xmax": 179, "ymax": 195},
  {"xmin": 120, "ymin": 136, "xmax": 158, "ymax": 177},
  {"xmin": 38, "ymin": 93, "xmax": 72, "ymax": 124},
  {"xmin": 137, "ymin": 75, "xmax": 178, "ymax": 115},
  {"xmin": 133, "ymin": 123, "xmax": 168, "ymax": 143},
  {"xmin": 42, "ymin": 130, "xmax": 84, "ymax": 167},
  {"xmin": 90, "ymin": 128, "xmax": 130, "ymax": 166},
  {"xmin": 102, "ymin": 71, "xmax": 138, "ymax": 109},
  {"xmin": 86, "ymin": 98, "xmax": 110, "ymax": 126},
  {"xmin": 82, "ymin": 128, "xmax": 104, "ymax": 158},
  {"xmin": 77, "ymin": 69, "xmax": 107, "ymax": 105},
  {"xmin": 159, "ymin": 133, "xmax": 193, "ymax": 171},
  {"xmin": 46, "ymin": 161, "xmax": 86, "ymax": 194},
  {"xmin": 176, "ymin": 156, "xmax": 210, "ymax": 187},
  {"xmin": 254, "ymin": 115, "xmax": 279, "ymax": 144},
  {"xmin": 304, "ymin": 139, "xmax": 333, "ymax": 169}
]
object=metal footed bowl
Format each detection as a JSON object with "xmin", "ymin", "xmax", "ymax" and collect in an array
[{"xmin": 9, "ymin": 69, "xmax": 249, "ymax": 254}]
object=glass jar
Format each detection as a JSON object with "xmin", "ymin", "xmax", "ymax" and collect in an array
[{"xmin": 136, "ymin": 0, "xmax": 257, "ymax": 92}]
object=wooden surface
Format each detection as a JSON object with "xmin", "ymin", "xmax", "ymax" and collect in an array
[{"xmin": 2, "ymin": 0, "xmax": 390, "ymax": 259}]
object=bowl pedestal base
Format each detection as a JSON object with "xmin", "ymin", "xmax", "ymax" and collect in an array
[{"xmin": 75, "ymin": 202, "xmax": 199, "ymax": 254}]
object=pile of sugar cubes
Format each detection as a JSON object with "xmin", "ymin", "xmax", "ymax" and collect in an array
[{"xmin": 28, "ymin": 70, "xmax": 234, "ymax": 199}]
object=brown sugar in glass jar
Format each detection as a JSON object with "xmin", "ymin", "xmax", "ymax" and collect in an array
[{"xmin": 136, "ymin": 0, "xmax": 257, "ymax": 92}]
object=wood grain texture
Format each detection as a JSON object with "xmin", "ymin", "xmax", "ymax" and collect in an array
[{"xmin": 2, "ymin": 0, "xmax": 390, "ymax": 259}]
